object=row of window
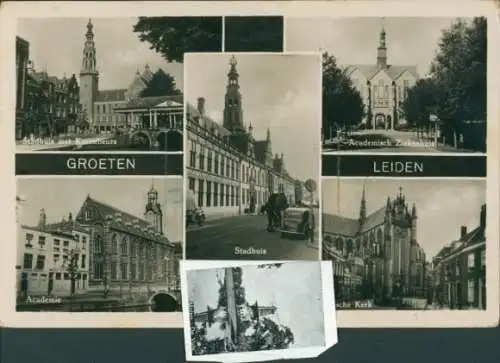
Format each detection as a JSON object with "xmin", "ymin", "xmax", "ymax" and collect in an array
[
  {"xmin": 95, "ymin": 103, "xmax": 123, "ymax": 114},
  {"xmin": 94, "ymin": 234, "xmax": 169, "ymax": 261},
  {"xmin": 92, "ymin": 261, "xmax": 167, "ymax": 281},
  {"xmin": 23, "ymin": 252, "xmax": 87, "ymax": 270},
  {"xmin": 20, "ymin": 272, "xmax": 88, "ymax": 281},
  {"xmin": 25, "ymin": 233, "xmax": 88, "ymax": 250},
  {"xmin": 189, "ymin": 139, "xmax": 273, "ymax": 188},
  {"xmin": 442, "ymin": 249, "xmax": 486, "ymax": 280}
]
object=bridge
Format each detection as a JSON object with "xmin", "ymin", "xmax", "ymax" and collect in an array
[{"xmin": 128, "ymin": 128, "xmax": 182, "ymax": 151}]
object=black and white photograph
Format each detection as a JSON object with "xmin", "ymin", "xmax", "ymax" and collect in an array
[
  {"xmin": 16, "ymin": 177, "xmax": 183, "ymax": 312},
  {"xmin": 322, "ymin": 178, "xmax": 488, "ymax": 311},
  {"xmin": 15, "ymin": 17, "xmax": 223, "ymax": 152},
  {"xmin": 184, "ymin": 53, "xmax": 321, "ymax": 261},
  {"xmin": 182, "ymin": 261, "xmax": 336, "ymax": 362},
  {"xmin": 286, "ymin": 17, "xmax": 487, "ymax": 153}
]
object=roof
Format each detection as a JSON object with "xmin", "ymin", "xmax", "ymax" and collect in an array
[
  {"xmin": 23, "ymin": 220, "xmax": 90, "ymax": 237},
  {"xmin": 323, "ymin": 205, "xmax": 386, "ymax": 237},
  {"xmin": 323, "ymin": 213, "xmax": 359, "ymax": 237},
  {"xmin": 434, "ymin": 226, "xmax": 484, "ymax": 261},
  {"xmin": 118, "ymin": 94, "xmax": 183, "ymax": 110},
  {"xmin": 345, "ymin": 64, "xmax": 420, "ymax": 82},
  {"xmin": 77, "ymin": 196, "xmax": 171, "ymax": 245},
  {"xmin": 361, "ymin": 206, "xmax": 386, "ymax": 233},
  {"xmin": 186, "ymin": 102, "xmax": 231, "ymax": 138},
  {"xmin": 96, "ymin": 89, "xmax": 127, "ymax": 102}
]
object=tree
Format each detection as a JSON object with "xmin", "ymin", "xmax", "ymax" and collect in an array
[
  {"xmin": 429, "ymin": 17, "xmax": 487, "ymax": 147},
  {"xmin": 140, "ymin": 69, "xmax": 182, "ymax": 98},
  {"xmin": 224, "ymin": 17, "xmax": 283, "ymax": 52},
  {"xmin": 66, "ymin": 250, "xmax": 79, "ymax": 296},
  {"xmin": 133, "ymin": 17, "xmax": 222, "ymax": 63},
  {"xmin": 75, "ymin": 109, "xmax": 89, "ymax": 132},
  {"xmin": 322, "ymin": 52, "xmax": 365, "ymax": 139},
  {"xmin": 401, "ymin": 78, "xmax": 441, "ymax": 137}
]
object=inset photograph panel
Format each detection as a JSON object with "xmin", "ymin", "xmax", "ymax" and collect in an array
[
  {"xmin": 322, "ymin": 178, "xmax": 487, "ymax": 311},
  {"xmin": 15, "ymin": 17, "xmax": 223, "ymax": 152},
  {"xmin": 182, "ymin": 261, "xmax": 337, "ymax": 361},
  {"xmin": 286, "ymin": 17, "xmax": 487, "ymax": 153},
  {"xmin": 16, "ymin": 177, "xmax": 183, "ymax": 312},
  {"xmin": 184, "ymin": 52, "xmax": 321, "ymax": 261}
]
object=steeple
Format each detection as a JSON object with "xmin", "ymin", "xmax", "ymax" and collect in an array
[
  {"xmin": 223, "ymin": 55, "xmax": 244, "ymax": 132},
  {"xmin": 376, "ymin": 26, "xmax": 388, "ymax": 68},
  {"xmin": 144, "ymin": 181, "xmax": 163, "ymax": 233},
  {"xmin": 266, "ymin": 127, "xmax": 271, "ymax": 142},
  {"xmin": 81, "ymin": 18, "xmax": 98, "ymax": 75},
  {"xmin": 359, "ymin": 182, "xmax": 367, "ymax": 226},
  {"xmin": 79, "ymin": 18, "xmax": 99, "ymax": 126}
]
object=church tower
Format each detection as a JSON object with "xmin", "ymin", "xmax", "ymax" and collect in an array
[
  {"xmin": 264, "ymin": 128, "xmax": 274, "ymax": 168},
  {"xmin": 79, "ymin": 19, "xmax": 99, "ymax": 127},
  {"xmin": 223, "ymin": 55, "xmax": 245, "ymax": 132},
  {"xmin": 144, "ymin": 183, "xmax": 163, "ymax": 233},
  {"xmin": 376, "ymin": 27, "xmax": 388, "ymax": 68},
  {"xmin": 358, "ymin": 183, "xmax": 367, "ymax": 230}
]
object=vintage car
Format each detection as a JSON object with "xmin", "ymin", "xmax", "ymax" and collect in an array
[{"xmin": 279, "ymin": 206, "xmax": 315, "ymax": 241}]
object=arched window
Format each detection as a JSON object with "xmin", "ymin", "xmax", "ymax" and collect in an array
[
  {"xmin": 93, "ymin": 235, "xmax": 104, "ymax": 254},
  {"xmin": 335, "ymin": 237, "xmax": 344, "ymax": 252},
  {"xmin": 111, "ymin": 234, "xmax": 118, "ymax": 253},
  {"xmin": 377, "ymin": 228, "xmax": 383, "ymax": 244},
  {"xmin": 323, "ymin": 235, "xmax": 333, "ymax": 249},
  {"xmin": 121, "ymin": 236, "xmax": 128, "ymax": 254}
]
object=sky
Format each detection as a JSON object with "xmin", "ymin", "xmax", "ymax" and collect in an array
[
  {"xmin": 17, "ymin": 18, "xmax": 184, "ymax": 91},
  {"xmin": 322, "ymin": 179, "xmax": 486, "ymax": 259},
  {"xmin": 185, "ymin": 53, "xmax": 321, "ymax": 182},
  {"xmin": 17, "ymin": 177, "xmax": 183, "ymax": 242},
  {"xmin": 187, "ymin": 262, "xmax": 325, "ymax": 348},
  {"xmin": 285, "ymin": 17, "xmax": 466, "ymax": 77}
]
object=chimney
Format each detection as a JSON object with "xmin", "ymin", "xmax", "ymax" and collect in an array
[
  {"xmin": 460, "ymin": 226, "xmax": 467, "ymax": 240},
  {"xmin": 38, "ymin": 208, "xmax": 46, "ymax": 228},
  {"xmin": 480, "ymin": 204, "xmax": 486, "ymax": 236},
  {"xmin": 197, "ymin": 97, "xmax": 205, "ymax": 116}
]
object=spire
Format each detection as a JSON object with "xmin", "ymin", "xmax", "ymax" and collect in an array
[
  {"xmin": 359, "ymin": 182, "xmax": 367, "ymax": 224},
  {"xmin": 223, "ymin": 55, "xmax": 244, "ymax": 131},
  {"xmin": 227, "ymin": 55, "xmax": 239, "ymax": 87},
  {"xmin": 411, "ymin": 203, "xmax": 417, "ymax": 218},
  {"xmin": 376, "ymin": 25, "xmax": 388, "ymax": 68},
  {"xmin": 266, "ymin": 127, "xmax": 271, "ymax": 141},
  {"xmin": 81, "ymin": 18, "xmax": 98, "ymax": 75}
]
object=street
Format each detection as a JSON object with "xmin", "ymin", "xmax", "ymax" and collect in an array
[
  {"xmin": 186, "ymin": 214, "xmax": 319, "ymax": 260},
  {"xmin": 323, "ymin": 130, "xmax": 475, "ymax": 153}
]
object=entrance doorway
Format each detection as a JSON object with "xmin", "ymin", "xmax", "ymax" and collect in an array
[{"xmin": 375, "ymin": 114, "xmax": 386, "ymax": 130}]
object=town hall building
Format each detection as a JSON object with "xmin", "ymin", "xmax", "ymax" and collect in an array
[
  {"xmin": 344, "ymin": 27, "xmax": 420, "ymax": 130},
  {"xmin": 186, "ymin": 56, "xmax": 296, "ymax": 216},
  {"xmin": 322, "ymin": 185, "xmax": 426, "ymax": 302}
]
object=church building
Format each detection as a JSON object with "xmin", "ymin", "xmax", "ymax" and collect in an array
[
  {"xmin": 74, "ymin": 184, "xmax": 179, "ymax": 294},
  {"xmin": 186, "ymin": 55, "xmax": 296, "ymax": 216},
  {"xmin": 78, "ymin": 18, "xmax": 183, "ymax": 144},
  {"xmin": 322, "ymin": 185, "xmax": 426, "ymax": 302},
  {"xmin": 344, "ymin": 27, "xmax": 420, "ymax": 130}
]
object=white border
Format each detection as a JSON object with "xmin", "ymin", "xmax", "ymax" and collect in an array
[
  {"xmin": 0, "ymin": 0, "xmax": 498, "ymax": 329},
  {"xmin": 180, "ymin": 260, "xmax": 337, "ymax": 362}
]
